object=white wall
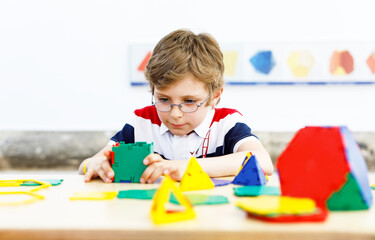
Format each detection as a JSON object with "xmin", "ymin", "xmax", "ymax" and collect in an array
[{"xmin": 0, "ymin": 0, "xmax": 374, "ymax": 132}]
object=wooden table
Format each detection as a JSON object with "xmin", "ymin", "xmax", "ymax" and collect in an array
[{"xmin": 0, "ymin": 172, "xmax": 374, "ymax": 240}]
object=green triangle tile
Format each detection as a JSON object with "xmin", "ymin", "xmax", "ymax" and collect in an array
[
  {"xmin": 233, "ymin": 186, "xmax": 280, "ymax": 197},
  {"xmin": 20, "ymin": 179, "xmax": 63, "ymax": 186},
  {"xmin": 170, "ymin": 194, "xmax": 229, "ymax": 205},
  {"xmin": 117, "ymin": 189, "xmax": 157, "ymax": 199},
  {"xmin": 327, "ymin": 173, "xmax": 369, "ymax": 211}
]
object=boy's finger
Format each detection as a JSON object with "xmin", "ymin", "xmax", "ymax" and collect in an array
[
  {"xmin": 97, "ymin": 168, "xmax": 112, "ymax": 183},
  {"xmin": 143, "ymin": 154, "xmax": 162, "ymax": 165},
  {"xmin": 140, "ymin": 164, "xmax": 156, "ymax": 184},
  {"xmin": 84, "ymin": 169, "xmax": 95, "ymax": 182},
  {"xmin": 147, "ymin": 167, "xmax": 164, "ymax": 184},
  {"xmin": 101, "ymin": 159, "xmax": 114, "ymax": 179}
]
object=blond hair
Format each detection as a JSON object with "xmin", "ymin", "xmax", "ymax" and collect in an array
[{"xmin": 144, "ymin": 29, "xmax": 224, "ymax": 103}]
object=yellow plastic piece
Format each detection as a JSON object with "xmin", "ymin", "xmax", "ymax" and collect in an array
[
  {"xmin": 151, "ymin": 175, "xmax": 195, "ymax": 224},
  {"xmin": 0, "ymin": 179, "xmax": 52, "ymax": 192},
  {"xmin": 0, "ymin": 191, "xmax": 45, "ymax": 206},
  {"xmin": 179, "ymin": 157, "xmax": 215, "ymax": 192},
  {"xmin": 236, "ymin": 196, "xmax": 316, "ymax": 216},
  {"xmin": 69, "ymin": 191, "xmax": 118, "ymax": 200}
]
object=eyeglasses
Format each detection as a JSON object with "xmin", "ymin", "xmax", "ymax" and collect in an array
[{"xmin": 152, "ymin": 96, "xmax": 209, "ymax": 113}]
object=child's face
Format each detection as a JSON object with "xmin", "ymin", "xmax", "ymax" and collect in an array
[{"xmin": 154, "ymin": 75, "xmax": 220, "ymax": 136}]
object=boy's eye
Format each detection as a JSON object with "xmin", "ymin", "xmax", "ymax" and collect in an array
[
  {"xmin": 184, "ymin": 99, "xmax": 196, "ymax": 104},
  {"xmin": 158, "ymin": 97, "xmax": 169, "ymax": 102}
]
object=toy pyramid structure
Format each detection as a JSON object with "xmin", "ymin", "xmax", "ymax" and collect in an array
[
  {"xmin": 232, "ymin": 153, "xmax": 268, "ymax": 186},
  {"xmin": 179, "ymin": 157, "xmax": 215, "ymax": 191},
  {"xmin": 151, "ymin": 175, "xmax": 195, "ymax": 224},
  {"xmin": 277, "ymin": 126, "xmax": 372, "ymax": 210},
  {"xmin": 111, "ymin": 142, "xmax": 153, "ymax": 183}
]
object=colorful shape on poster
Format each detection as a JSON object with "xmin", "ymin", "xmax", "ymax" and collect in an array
[
  {"xmin": 250, "ymin": 50, "xmax": 275, "ymax": 75},
  {"xmin": 366, "ymin": 52, "xmax": 375, "ymax": 74},
  {"xmin": 330, "ymin": 50, "xmax": 354, "ymax": 75},
  {"xmin": 223, "ymin": 51, "xmax": 239, "ymax": 77},
  {"xmin": 287, "ymin": 50, "xmax": 314, "ymax": 77},
  {"xmin": 137, "ymin": 51, "xmax": 152, "ymax": 72}
]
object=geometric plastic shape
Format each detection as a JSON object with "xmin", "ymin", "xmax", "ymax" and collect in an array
[
  {"xmin": 233, "ymin": 186, "xmax": 281, "ymax": 197},
  {"xmin": 236, "ymin": 196, "xmax": 317, "ymax": 216},
  {"xmin": 223, "ymin": 51, "xmax": 239, "ymax": 77},
  {"xmin": 366, "ymin": 52, "xmax": 375, "ymax": 74},
  {"xmin": 111, "ymin": 142, "xmax": 154, "ymax": 183},
  {"xmin": 250, "ymin": 50, "xmax": 276, "ymax": 75},
  {"xmin": 277, "ymin": 126, "xmax": 372, "ymax": 210},
  {"xmin": 169, "ymin": 194, "xmax": 229, "ymax": 206},
  {"xmin": 211, "ymin": 178, "xmax": 232, "ymax": 187},
  {"xmin": 327, "ymin": 173, "xmax": 370, "ymax": 210},
  {"xmin": 117, "ymin": 189, "xmax": 157, "ymax": 200},
  {"xmin": 329, "ymin": 50, "xmax": 354, "ymax": 75},
  {"xmin": 179, "ymin": 157, "xmax": 215, "ymax": 192},
  {"xmin": 287, "ymin": 50, "xmax": 314, "ymax": 77},
  {"xmin": 0, "ymin": 191, "xmax": 45, "ymax": 206},
  {"xmin": 245, "ymin": 207, "xmax": 328, "ymax": 223},
  {"xmin": 137, "ymin": 51, "xmax": 151, "ymax": 72},
  {"xmin": 0, "ymin": 179, "xmax": 52, "ymax": 192},
  {"xmin": 232, "ymin": 153, "xmax": 268, "ymax": 186},
  {"xmin": 277, "ymin": 126, "xmax": 350, "ymax": 209},
  {"xmin": 21, "ymin": 179, "xmax": 63, "ymax": 186},
  {"xmin": 150, "ymin": 175, "xmax": 195, "ymax": 224},
  {"xmin": 69, "ymin": 191, "xmax": 118, "ymax": 200}
]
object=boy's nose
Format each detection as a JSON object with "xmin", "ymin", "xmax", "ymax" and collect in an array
[{"xmin": 169, "ymin": 105, "xmax": 184, "ymax": 118}]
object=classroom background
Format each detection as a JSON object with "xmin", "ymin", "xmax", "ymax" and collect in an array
[{"xmin": 0, "ymin": 0, "xmax": 374, "ymax": 171}]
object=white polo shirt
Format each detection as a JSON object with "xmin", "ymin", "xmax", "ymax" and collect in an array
[{"xmin": 109, "ymin": 106, "xmax": 258, "ymax": 160}]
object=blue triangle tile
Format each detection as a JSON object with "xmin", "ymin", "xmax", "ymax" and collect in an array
[{"xmin": 232, "ymin": 155, "xmax": 267, "ymax": 186}]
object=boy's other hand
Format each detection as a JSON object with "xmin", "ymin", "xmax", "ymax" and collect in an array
[
  {"xmin": 140, "ymin": 154, "xmax": 187, "ymax": 184},
  {"xmin": 84, "ymin": 150, "xmax": 114, "ymax": 183}
]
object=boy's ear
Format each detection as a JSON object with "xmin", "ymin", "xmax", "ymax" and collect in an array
[{"xmin": 210, "ymin": 88, "xmax": 224, "ymax": 107}]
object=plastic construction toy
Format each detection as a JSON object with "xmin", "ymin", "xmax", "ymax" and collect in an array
[
  {"xmin": 179, "ymin": 157, "xmax": 214, "ymax": 191},
  {"xmin": 151, "ymin": 175, "xmax": 195, "ymax": 224},
  {"xmin": 110, "ymin": 142, "xmax": 153, "ymax": 183},
  {"xmin": 0, "ymin": 179, "xmax": 52, "ymax": 205},
  {"xmin": 232, "ymin": 152, "xmax": 268, "ymax": 186},
  {"xmin": 236, "ymin": 195, "xmax": 328, "ymax": 223},
  {"xmin": 277, "ymin": 126, "xmax": 373, "ymax": 211},
  {"xmin": 69, "ymin": 191, "xmax": 118, "ymax": 200}
]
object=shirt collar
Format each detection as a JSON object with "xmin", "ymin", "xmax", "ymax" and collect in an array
[
  {"xmin": 193, "ymin": 107, "xmax": 215, "ymax": 138},
  {"xmin": 158, "ymin": 107, "xmax": 215, "ymax": 137}
]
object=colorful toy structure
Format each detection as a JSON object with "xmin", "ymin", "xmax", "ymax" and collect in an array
[
  {"xmin": 110, "ymin": 142, "xmax": 153, "ymax": 183},
  {"xmin": 179, "ymin": 157, "xmax": 215, "ymax": 191},
  {"xmin": 232, "ymin": 152, "xmax": 268, "ymax": 186},
  {"xmin": 151, "ymin": 175, "xmax": 195, "ymax": 224},
  {"xmin": 277, "ymin": 126, "xmax": 373, "ymax": 211}
]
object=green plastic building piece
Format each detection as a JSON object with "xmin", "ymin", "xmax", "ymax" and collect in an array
[
  {"xmin": 21, "ymin": 179, "xmax": 63, "ymax": 186},
  {"xmin": 117, "ymin": 189, "xmax": 157, "ymax": 199},
  {"xmin": 327, "ymin": 173, "xmax": 369, "ymax": 211},
  {"xmin": 234, "ymin": 186, "xmax": 281, "ymax": 197},
  {"xmin": 170, "ymin": 194, "xmax": 229, "ymax": 205},
  {"xmin": 111, "ymin": 142, "xmax": 154, "ymax": 183}
]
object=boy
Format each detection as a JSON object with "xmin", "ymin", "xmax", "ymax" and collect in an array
[{"xmin": 79, "ymin": 29, "xmax": 273, "ymax": 183}]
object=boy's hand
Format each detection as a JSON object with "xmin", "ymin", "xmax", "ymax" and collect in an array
[
  {"xmin": 84, "ymin": 150, "xmax": 114, "ymax": 183},
  {"xmin": 140, "ymin": 154, "xmax": 187, "ymax": 184}
]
